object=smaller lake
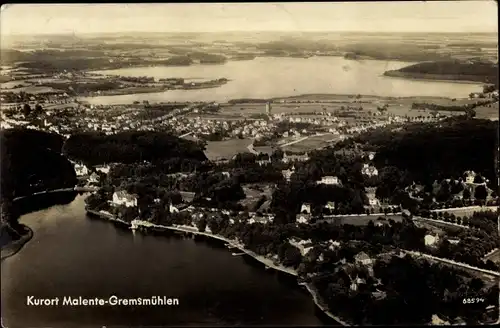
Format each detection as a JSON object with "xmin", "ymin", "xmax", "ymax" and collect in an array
[
  {"xmin": 1, "ymin": 194, "xmax": 330, "ymax": 327},
  {"xmin": 80, "ymin": 56, "xmax": 484, "ymax": 105}
]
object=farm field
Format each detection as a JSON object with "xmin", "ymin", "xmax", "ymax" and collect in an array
[
  {"xmin": 281, "ymin": 133, "xmax": 340, "ymax": 152},
  {"xmin": 5, "ymin": 85, "xmax": 64, "ymax": 94},
  {"xmin": 219, "ymin": 95, "xmax": 475, "ymax": 120},
  {"xmin": 431, "ymin": 206, "xmax": 498, "ymax": 218},
  {"xmin": 474, "ymin": 102, "xmax": 499, "ymax": 120},
  {"xmin": 204, "ymin": 138, "xmax": 253, "ymax": 160},
  {"xmin": 322, "ymin": 214, "xmax": 404, "ymax": 226}
]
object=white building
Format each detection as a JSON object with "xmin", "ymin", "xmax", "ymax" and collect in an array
[
  {"xmin": 424, "ymin": 234, "xmax": 439, "ymax": 246},
  {"xmin": 350, "ymin": 276, "xmax": 366, "ymax": 291},
  {"xmin": 74, "ymin": 163, "xmax": 88, "ymax": 176},
  {"xmin": 361, "ymin": 164, "xmax": 379, "ymax": 177},
  {"xmin": 112, "ymin": 190, "xmax": 138, "ymax": 208},
  {"xmin": 296, "ymin": 215, "xmax": 311, "ymax": 224},
  {"xmin": 169, "ymin": 203, "xmax": 179, "ymax": 213},
  {"xmin": 354, "ymin": 252, "xmax": 373, "ymax": 266},
  {"xmin": 365, "ymin": 187, "xmax": 380, "ymax": 206},
  {"xmin": 88, "ymin": 172, "xmax": 100, "ymax": 184},
  {"xmin": 265, "ymin": 102, "xmax": 272, "ymax": 115},
  {"xmin": 289, "ymin": 238, "xmax": 314, "ymax": 256},
  {"xmin": 257, "ymin": 158, "xmax": 272, "ymax": 166},
  {"xmin": 300, "ymin": 203, "xmax": 311, "ymax": 214},
  {"xmin": 464, "ymin": 170, "xmax": 476, "ymax": 184},
  {"xmin": 282, "ymin": 152, "xmax": 309, "ymax": 164},
  {"xmin": 316, "ymin": 176, "xmax": 341, "ymax": 185},
  {"xmin": 324, "ymin": 201, "xmax": 335, "ymax": 211},
  {"xmin": 95, "ymin": 165, "xmax": 110, "ymax": 174},
  {"xmin": 281, "ymin": 167, "xmax": 295, "ymax": 182}
]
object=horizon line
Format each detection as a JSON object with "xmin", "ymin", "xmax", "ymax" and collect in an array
[{"xmin": 4, "ymin": 30, "xmax": 498, "ymax": 36}]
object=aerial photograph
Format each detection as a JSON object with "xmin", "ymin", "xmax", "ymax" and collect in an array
[{"xmin": 0, "ymin": 2, "xmax": 499, "ymax": 327}]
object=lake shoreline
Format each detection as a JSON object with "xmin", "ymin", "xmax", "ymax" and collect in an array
[
  {"xmin": 79, "ymin": 91, "xmax": 475, "ymax": 106},
  {"xmin": 86, "ymin": 209, "xmax": 350, "ymax": 326},
  {"xmin": 78, "ymin": 57, "xmax": 483, "ymax": 105},
  {"xmin": 84, "ymin": 79, "xmax": 229, "ymax": 97},
  {"xmin": 0, "ymin": 224, "xmax": 33, "ymax": 261},
  {"xmin": 383, "ymin": 71, "xmax": 490, "ymax": 85},
  {"xmin": 1, "ymin": 187, "xmax": 80, "ymax": 259}
]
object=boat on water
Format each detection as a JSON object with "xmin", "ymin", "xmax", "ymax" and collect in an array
[{"xmin": 231, "ymin": 252, "xmax": 245, "ymax": 256}]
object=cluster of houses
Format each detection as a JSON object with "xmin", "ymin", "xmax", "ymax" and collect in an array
[
  {"xmin": 361, "ymin": 163, "xmax": 379, "ymax": 177},
  {"xmin": 175, "ymin": 116, "xmax": 278, "ymax": 141}
]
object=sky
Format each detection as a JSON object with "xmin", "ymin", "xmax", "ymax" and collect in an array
[{"xmin": 0, "ymin": 2, "xmax": 498, "ymax": 35}]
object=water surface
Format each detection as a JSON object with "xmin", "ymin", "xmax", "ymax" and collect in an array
[
  {"xmin": 81, "ymin": 57, "xmax": 483, "ymax": 105},
  {"xmin": 1, "ymin": 194, "xmax": 327, "ymax": 327}
]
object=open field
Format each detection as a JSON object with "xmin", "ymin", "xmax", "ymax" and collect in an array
[
  {"xmin": 431, "ymin": 206, "xmax": 498, "ymax": 218},
  {"xmin": 1, "ymin": 81, "xmax": 32, "ymax": 89},
  {"xmin": 184, "ymin": 113, "xmax": 243, "ymax": 121},
  {"xmin": 281, "ymin": 133, "xmax": 340, "ymax": 152},
  {"xmin": 219, "ymin": 95, "xmax": 477, "ymax": 119},
  {"xmin": 413, "ymin": 218, "xmax": 468, "ymax": 232},
  {"xmin": 4, "ymin": 86, "xmax": 64, "ymax": 94},
  {"xmin": 239, "ymin": 183, "xmax": 274, "ymax": 209},
  {"xmin": 322, "ymin": 214, "xmax": 404, "ymax": 226},
  {"xmin": 43, "ymin": 102, "xmax": 81, "ymax": 110},
  {"xmin": 474, "ymin": 103, "xmax": 499, "ymax": 120},
  {"xmin": 204, "ymin": 138, "xmax": 253, "ymax": 160}
]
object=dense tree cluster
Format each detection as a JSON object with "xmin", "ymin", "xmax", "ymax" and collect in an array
[
  {"xmin": 1, "ymin": 129, "xmax": 76, "ymax": 200},
  {"xmin": 411, "ymin": 99, "xmax": 495, "ymax": 112},
  {"xmin": 416, "ymin": 210, "xmax": 500, "ymax": 271},
  {"xmin": 157, "ymin": 56, "xmax": 193, "ymax": 66},
  {"xmin": 353, "ymin": 118, "xmax": 497, "ymax": 189},
  {"xmin": 43, "ymin": 81, "xmax": 122, "ymax": 96},
  {"xmin": 62, "ymin": 131, "xmax": 208, "ymax": 165},
  {"xmin": 187, "ymin": 52, "xmax": 227, "ymax": 64},
  {"xmin": 313, "ymin": 254, "xmax": 497, "ymax": 325},
  {"xmin": 77, "ymin": 120, "xmax": 499, "ymax": 326}
]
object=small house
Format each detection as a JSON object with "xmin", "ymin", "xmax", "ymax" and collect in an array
[
  {"xmin": 95, "ymin": 165, "xmax": 110, "ymax": 174},
  {"xmin": 179, "ymin": 191, "xmax": 195, "ymax": 203},
  {"xmin": 317, "ymin": 176, "xmax": 341, "ymax": 185},
  {"xmin": 74, "ymin": 163, "xmax": 88, "ymax": 177},
  {"xmin": 296, "ymin": 214, "xmax": 311, "ymax": 224},
  {"xmin": 464, "ymin": 171, "xmax": 476, "ymax": 184},
  {"xmin": 424, "ymin": 234, "xmax": 439, "ymax": 246},
  {"xmin": 324, "ymin": 201, "xmax": 336, "ymax": 211},
  {"xmin": 88, "ymin": 172, "xmax": 100, "ymax": 184},
  {"xmin": 354, "ymin": 252, "xmax": 373, "ymax": 266},
  {"xmin": 300, "ymin": 203, "xmax": 311, "ymax": 214},
  {"xmin": 281, "ymin": 168, "xmax": 294, "ymax": 182},
  {"xmin": 365, "ymin": 187, "xmax": 380, "ymax": 206},
  {"xmin": 362, "ymin": 164, "xmax": 378, "ymax": 177}
]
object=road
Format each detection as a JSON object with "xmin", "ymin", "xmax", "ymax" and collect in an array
[
  {"xmin": 280, "ymin": 136, "xmax": 309, "ymax": 148},
  {"xmin": 413, "ymin": 216, "xmax": 470, "ymax": 229},
  {"xmin": 402, "ymin": 250, "xmax": 500, "ymax": 277},
  {"xmin": 179, "ymin": 131, "xmax": 194, "ymax": 138}
]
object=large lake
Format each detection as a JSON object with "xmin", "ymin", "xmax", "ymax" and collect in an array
[
  {"xmin": 81, "ymin": 56, "xmax": 483, "ymax": 105},
  {"xmin": 1, "ymin": 194, "xmax": 329, "ymax": 327}
]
